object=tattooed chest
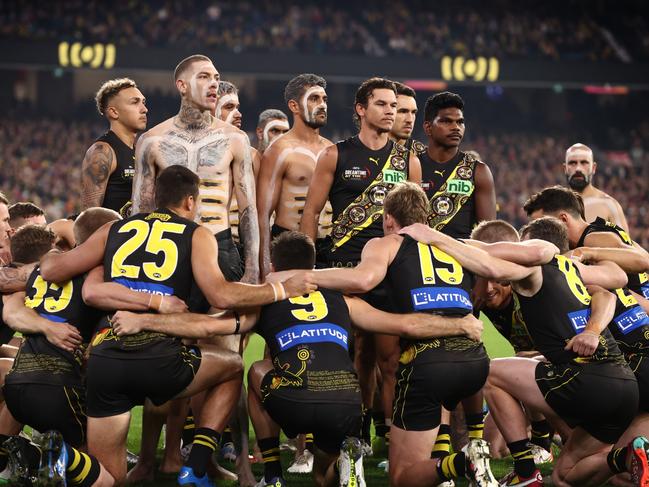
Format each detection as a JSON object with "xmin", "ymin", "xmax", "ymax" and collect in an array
[{"xmin": 157, "ymin": 133, "xmax": 232, "ymax": 173}]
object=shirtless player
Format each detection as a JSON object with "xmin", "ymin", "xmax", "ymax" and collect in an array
[
  {"xmin": 564, "ymin": 143, "xmax": 629, "ymax": 232},
  {"xmin": 131, "ymin": 54, "xmax": 259, "ymax": 284},
  {"xmin": 257, "ymin": 74, "xmax": 333, "ymax": 277}
]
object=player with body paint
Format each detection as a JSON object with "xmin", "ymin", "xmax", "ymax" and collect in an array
[
  {"xmin": 564, "ymin": 143, "xmax": 629, "ymax": 232},
  {"xmin": 131, "ymin": 55, "xmax": 259, "ymax": 284},
  {"xmin": 255, "ymin": 109, "xmax": 290, "ymax": 154},
  {"xmin": 257, "ymin": 74, "xmax": 334, "ymax": 277}
]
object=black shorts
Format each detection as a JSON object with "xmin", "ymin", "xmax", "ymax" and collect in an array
[
  {"xmin": 86, "ymin": 345, "xmax": 201, "ymax": 417},
  {"xmin": 271, "ymin": 224, "xmax": 290, "ymax": 239},
  {"xmin": 392, "ymin": 356, "xmax": 490, "ymax": 431},
  {"xmin": 4, "ymin": 383, "xmax": 86, "ymax": 447},
  {"xmin": 261, "ymin": 374, "xmax": 362, "ymax": 454},
  {"xmin": 627, "ymin": 354, "xmax": 649, "ymax": 412},
  {"xmin": 188, "ymin": 229, "xmax": 243, "ymax": 313},
  {"xmin": 536, "ymin": 361, "xmax": 638, "ymax": 444}
]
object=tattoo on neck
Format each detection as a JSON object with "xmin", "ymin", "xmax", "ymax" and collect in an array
[{"xmin": 175, "ymin": 101, "xmax": 211, "ymax": 131}]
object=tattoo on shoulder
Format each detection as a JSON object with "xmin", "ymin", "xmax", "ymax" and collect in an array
[
  {"xmin": 85, "ymin": 144, "xmax": 113, "ymax": 185},
  {"xmin": 0, "ymin": 265, "xmax": 30, "ymax": 293}
]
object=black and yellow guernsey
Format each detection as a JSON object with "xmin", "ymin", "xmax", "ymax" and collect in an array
[
  {"xmin": 6, "ymin": 267, "xmax": 102, "ymax": 387},
  {"xmin": 385, "ymin": 235, "xmax": 486, "ymax": 364},
  {"xmin": 256, "ymin": 288, "xmax": 360, "ymax": 405},
  {"xmin": 515, "ymin": 255, "xmax": 626, "ymax": 366},
  {"xmin": 328, "ymin": 136, "xmax": 410, "ymax": 267},
  {"xmin": 96, "ymin": 130, "xmax": 136, "ymax": 213},
  {"xmin": 607, "ymin": 287, "xmax": 649, "ymax": 356},
  {"xmin": 482, "ymin": 293, "xmax": 535, "ymax": 353},
  {"xmin": 419, "ymin": 150, "xmax": 477, "ymax": 239},
  {"xmin": 577, "ymin": 217, "xmax": 649, "ymax": 299},
  {"xmin": 92, "ymin": 208, "xmax": 199, "ymax": 358}
]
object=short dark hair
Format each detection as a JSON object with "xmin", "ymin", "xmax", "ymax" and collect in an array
[
  {"xmin": 471, "ymin": 220, "xmax": 519, "ymax": 243},
  {"xmin": 271, "ymin": 231, "xmax": 315, "ymax": 271},
  {"xmin": 284, "ymin": 74, "xmax": 326, "ymax": 104},
  {"xmin": 520, "ymin": 217, "xmax": 569, "ymax": 254},
  {"xmin": 10, "ymin": 224, "xmax": 55, "ymax": 264},
  {"xmin": 383, "ymin": 182, "xmax": 429, "ymax": 227},
  {"xmin": 424, "ymin": 91, "xmax": 464, "ymax": 122},
  {"xmin": 523, "ymin": 186, "xmax": 585, "ymax": 219},
  {"xmin": 174, "ymin": 54, "xmax": 212, "ymax": 81},
  {"xmin": 95, "ymin": 78, "xmax": 138, "ymax": 116},
  {"xmin": 0, "ymin": 192, "xmax": 8, "ymax": 206},
  {"xmin": 394, "ymin": 82, "xmax": 416, "ymax": 98},
  {"xmin": 217, "ymin": 80, "xmax": 238, "ymax": 97},
  {"xmin": 74, "ymin": 208, "xmax": 121, "ymax": 245},
  {"xmin": 354, "ymin": 77, "xmax": 397, "ymax": 124},
  {"xmin": 9, "ymin": 202, "xmax": 45, "ymax": 228},
  {"xmin": 155, "ymin": 166, "xmax": 200, "ymax": 209}
]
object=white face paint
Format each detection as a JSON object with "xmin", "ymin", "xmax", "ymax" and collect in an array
[
  {"xmin": 216, "ymin": 94, "xmax": 241, "ymax": 125},
  {"xmin": 301, "ymin": 86, "xmax": 327, "ymax": 124},
  {"xmin": 565, "ymin": 149, "xmax": 593, "ymax": 164},
  {"xmin": 262, "ymin": 119, "xmax": 290, "ymax": 147}
]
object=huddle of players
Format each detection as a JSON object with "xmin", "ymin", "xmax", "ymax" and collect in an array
[{"xmin": 1, "ymin": 50, "xmax": 649, "ymax": 487}]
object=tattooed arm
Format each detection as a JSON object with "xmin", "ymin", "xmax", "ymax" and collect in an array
[
  {"xmin": 0, "ymin": 263, "xmax": 35, "ymax": 293},
  {"xmin": 131, "ymin": 133, "xmax": 157, "ymax": 213},
  {"xmin": 231, "ymin": 132, "xmax": 260, "ymax": 283},
  {"xmin": 81, "ymin": 142, "xmax": 115, "ymax": 209}
]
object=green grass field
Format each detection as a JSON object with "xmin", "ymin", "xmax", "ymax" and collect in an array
[{"xmin": 123, "ymin": 318, "xmax": 580, "ymax": 486}]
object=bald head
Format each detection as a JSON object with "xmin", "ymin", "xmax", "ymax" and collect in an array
[{"xmin": 565, "ymin": 143, "xmax": 593, "ymax": 163}]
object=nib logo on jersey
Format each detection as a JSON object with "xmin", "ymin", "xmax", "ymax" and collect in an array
[
  {"xmin": 410, "ymin": 287, "xmax": 472, "ymax": 312},
  {"xmin": 114, "ymin": 277, "xmax": 174, "ymax": 296},
  {"xmin": 276, "ymin": 323, "xmax": 349, "ymax": 351}
]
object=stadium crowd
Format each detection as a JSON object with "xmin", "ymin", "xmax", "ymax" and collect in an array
[{"xmin": 2, "ymin": 0, "xmax": 648, "ymax": 61}]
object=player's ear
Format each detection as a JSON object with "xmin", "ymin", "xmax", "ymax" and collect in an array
[
  {"xmin": 105, "ymin": 105, "xmax": 119, "ymax": 121},
  {"xmin": 591, "ymin": 161, "xmax": 597, "ymax": 174},
  {"xmin": 287, "ymin": 99, "xmax": 300, "ymax": 115},
  {"xmin": 176, "ymin": 78, "xmax": 187, "ymax": 96}
]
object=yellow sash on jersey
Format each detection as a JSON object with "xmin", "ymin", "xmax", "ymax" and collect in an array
[
  {"xmin": 427, "ymin": 152, "xmax": 478, "ymax": 230},
  {"xmin": 331, "ymin": 142, "xmax": 408, "ymax": 251}
]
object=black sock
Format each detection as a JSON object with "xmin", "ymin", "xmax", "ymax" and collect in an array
[
  {"xmin": 187, "ymin": 428, "xmax": 221, "ymax": 477},
  {"xmin": 361, "ymin": 408, "xmax": 372, "ymax": 443},
  {"xmin": 66, "ymin": 444, "xmax": 101, "ymax": 487},
  {"xmin": 530, "ymin": 420, "xmax": 552, "ymax": 451},
  {"xmin": 259, "ymin": 437, "xmax": 282, "ymax": 480},
  {"xmin": 182, "ymin": 411, "xmax": 195, "ymax": 448},
  {"xmin": 436, "ymin": 452, "xmax": 466, "ymax": 480},
  {"xmin": 608, "ymin": 446, "xmax": 628, "ymax": 474},
  {"xmin": 372, "ymin": 411, "xmax": 388, "ymax": 438},
  {"xmin": 508, "ymin": 439, "xmax": 536, "ymax": 478},
  {"xmin": 222, "ymin": 426, "xmax": 233, "ymax": 445},
  {"xmin": 432, "ymin": 423, "xmax": 452, "ymax": 459},
  {"xmin": 466, "ymin": 412, "xmax": 485, "ymax": 440}
]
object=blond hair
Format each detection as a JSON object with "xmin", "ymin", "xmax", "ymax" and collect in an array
[{"xmin": 95, "ymin": 78, "xmax": 137, "ymax": 116}]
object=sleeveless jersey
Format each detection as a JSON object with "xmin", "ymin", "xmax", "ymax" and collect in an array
[
  {"xmin": 385, "ymin": 235, "xmax": 485, "ymax": 364},
  {"xmin": 256, "ymin": 288, "xmax": 360, "ymax": 404},
  {"xmin": 607, "ymin": 287, "xmax": 649, "ymax": 356},
  {"xmin": 96, "ymin": 130, "xmax": 135, "ymax": 213},
  {"xmin": 577, "ymin": 217, "xmax": 649, "ymax": 299},
  {"xmin": 515, "ymin": 255, "xmax": 624, "ymax": 365},
  {"xmin": 92, "ymin": 208, "xmax": 199, "ymax": 358},
  {"xmin": 328, "ymin": 136, "xmax": 409, "ymax": 267},
  {"xmin": 482, "ymin": 293, "xmax": 534, "ymax": 353},
  {"xmin": 419, "ymin": 150, "xmax": 476, "ymax": 239},
  {"xmin": 6, "ymin": 268, "xmax": 102, "ymax": 387}
]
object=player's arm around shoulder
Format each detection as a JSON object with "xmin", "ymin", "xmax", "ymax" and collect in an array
[
  {"xmin": 300, "ymin": 144, "xmax": 338, "ymax": 241},
  {"xmin": 574, "ymin": 259, "xmax": 628, "ymax": 290},
  {"xmin": 312, "ymin": 236, "xmax": 394, "ymax": 294},
  {"xmin": 345, "ymin": 295, "xmax": 483, "ymax": 341},
  {"xmin": 40, "ymin": 222, "xmax": 113, "ymax": 283},
  {"xmin": 81, "ymin": 141, "xmax": 116, "ymax": 209}
]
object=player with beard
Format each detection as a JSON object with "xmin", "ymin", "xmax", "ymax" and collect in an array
[
  {"xmin": 81, "ymin": 78, "xmax": 147, "ymax": 215},
  {"xmin": 255, "ymin": 109, "xmax": 289, "ymax": 154},
  {"xmin": 258, "ymin": 74, "xmax": 333, "ymax": 277},
  {"xmin": 564, "ymin": 143, "xmax": 629, "ymax": 232},
  {"xmin": 390, "ymin": 82, "xmax": 426, "ymax": 155}
]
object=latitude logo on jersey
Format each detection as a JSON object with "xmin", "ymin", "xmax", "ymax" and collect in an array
[
  {"xmin": 276, "ymin": 323, "xmax": 349, "ymax": 351},
  {"xmin": 567, "ymin": 308, "xmax": 591, "ymax": 333},
  {"xmin": 614, "ymin": 306, "xmax": 649, "ymax": 335},
  {"xmin": 410, "ymin": 287, "xmax": 473, "ymax": 312}
]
